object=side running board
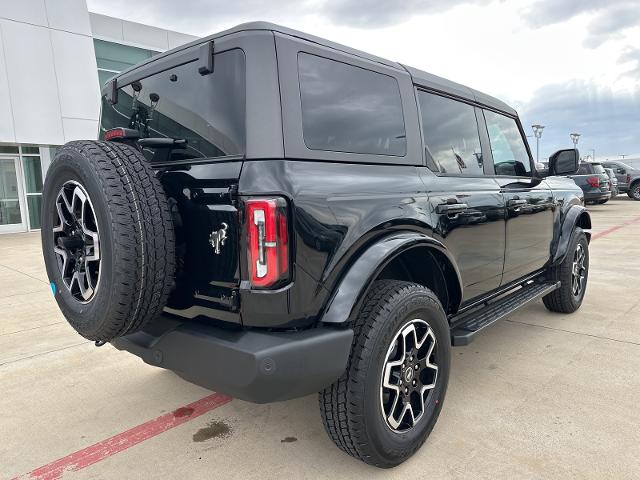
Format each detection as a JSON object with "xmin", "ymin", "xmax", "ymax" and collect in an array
[{"xmin": 450, "ymin": 281, "xmax": 560, "ymax": 346}]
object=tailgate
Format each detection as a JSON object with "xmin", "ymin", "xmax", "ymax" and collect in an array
[{"xmin": 160, "ymin": 160, "xmax": 243, "ymax": 322}]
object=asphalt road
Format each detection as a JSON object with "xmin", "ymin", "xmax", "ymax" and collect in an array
[{"xmin": 2, "ymin": 196, "xmax": 639, "ymax": 479}]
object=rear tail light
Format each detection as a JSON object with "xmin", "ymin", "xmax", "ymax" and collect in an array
[
  {"xmin": 246, "ymin": 197, "xmax": 289, "ymax": 288},
  {"xmin": 586, "ymin": 176, "xmax": 600, "ymax": 188},
  {"xmin": 627, "ymin": 174, "xmax": 631, "ymax": 185},
  {"xmin": 103, "ymin": 127, "xmax": 140, "ymax": 142}
]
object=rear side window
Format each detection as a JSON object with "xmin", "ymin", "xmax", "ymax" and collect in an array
[
  {"xmin": 417, "ymin": 90, "xmax": 483, "ymax": 175},
  {"xmin": 298, "ymin": 52, "xmax": 406, "ymax": 156},
  {"xmin": 593, "ymin": 164, "xmax": 605, "ymax": 174},
  {"xmin": 484, "ymin": 110, "xmax": 531, "ymax": 177},
  {"xmin": 100, "ymin": 49, "xmax": 245, "ymax": 161}
]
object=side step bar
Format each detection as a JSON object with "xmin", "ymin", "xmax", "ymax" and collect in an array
[{"xmin": 450, "ymin": 281, "xmax": 560, "ymax": 346}]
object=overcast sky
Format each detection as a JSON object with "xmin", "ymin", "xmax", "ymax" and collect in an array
[{"xmin": 88, "ymin": 0, "xmax": 640, "ymax": 160}]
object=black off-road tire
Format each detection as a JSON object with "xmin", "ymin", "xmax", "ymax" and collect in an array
[
  {"xmin": 41, "ymin": 141, "xmax": 175, "ymax": 341},
  {"xmin": 543, "ymin": 228, "xmax": 589, "ymax": 313},
  {"xmin": 319, "ymin": 280, "xmax": 450, "ymax": 468}
]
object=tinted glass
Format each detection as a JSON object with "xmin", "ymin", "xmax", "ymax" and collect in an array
[
  {"xmin": 417, "ymin": 91, "xmax": 483, "ymax": 175},
  {"xmin": 577, "ymin": 163, "xmax": 591, "ymax": 174},
  {"xmin": 22, "ymin": 156, "xmax": 43, "ymax": 193},
  {"xmin": 100, "ymin": 49, "xmax": 245, "ymax": 161},
  {"xmin": 484, "ymin": 110, "xmax": 531, "ymax": 177},
  {"xmin": 298, "ymin": 52, "xmax": 406, "ymax": 156},
  {"xmin": 593, "ymin": 164, "xmax": 605, "ymax": 174}
]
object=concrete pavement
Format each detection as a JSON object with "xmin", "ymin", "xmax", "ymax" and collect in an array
[{"xmin": 2, "ymin": 197, "xmax": 639, "ymax": 479}]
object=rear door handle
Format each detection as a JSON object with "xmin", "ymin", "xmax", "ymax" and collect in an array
[
  {"xmin": 507, "ymin": 199, "xmax": 527, "ymax": 207},
  {"xmin": 436, "ymin": 203, "xmax": 469, "ymax": 214}
]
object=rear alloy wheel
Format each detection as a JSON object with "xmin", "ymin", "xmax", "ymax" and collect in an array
[
  {"xmin": 381, "ymin": 319, "xmax": 439, "ymax": 432},
  {"xmin": 319, "ymin": 280, "xmax": 450, "ymax": 468}
]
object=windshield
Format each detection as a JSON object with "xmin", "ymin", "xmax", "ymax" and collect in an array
[{"xmin": 100, "ymin": 49, "xmax": 245, "ymax": 162}]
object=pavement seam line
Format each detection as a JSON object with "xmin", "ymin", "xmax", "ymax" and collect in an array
[
  {"xmin": 0, "ymin": 341, "xmax": 92, "ymax": 367},
  {"xmin": 0, "ymin": 321, "xmax": 65, "ymax": 338},
  {"xmin": 0, "ymin": 262, "xmax": 49, "ymax": 285},
  {"xmin": 504, "ymin": 319, "xmax": 640, "ymax": 347}
]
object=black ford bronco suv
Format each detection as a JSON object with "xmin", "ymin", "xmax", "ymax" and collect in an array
[{"xmin": 42, "ymin": 22, "xmax": 591, "ymax": 467}]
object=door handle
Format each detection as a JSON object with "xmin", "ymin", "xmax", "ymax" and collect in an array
[
  {"xmin": 507, "ymin": 199, "xmax": 527, "ymax": 207},
  {"xmin": 436, "ymin": 203, "xmax": 469, "ymax": 214}
]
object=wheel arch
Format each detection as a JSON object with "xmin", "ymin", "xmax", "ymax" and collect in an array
[
  {"xmin": 552, "ymin": 205, "xmax": 591, "ymax": 264},
  {"xmin": 320, "ymin": 232, "xmax": 463, "ymax": 324}
]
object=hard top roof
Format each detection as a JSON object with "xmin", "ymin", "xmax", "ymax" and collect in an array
[{"xmin": 114, "ymin": 21, "xmax": 517, "ymax": 116}]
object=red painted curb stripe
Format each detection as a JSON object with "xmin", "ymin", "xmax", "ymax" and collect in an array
[
  {"xmin": 591, "ymin": 214, "xmax": 640, "ymax": 241},
  {"xmin": 14, "ymin": 392, "xmax": 232, "ymax": 480}
]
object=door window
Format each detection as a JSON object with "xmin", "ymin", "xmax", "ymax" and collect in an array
[
  {"xmin": 484, "ymin": 110, "xmax": 531, "ymax": 177},
  {"xmin": 417, "ymin": 90, "xmax": 483, "ymax": 175}
]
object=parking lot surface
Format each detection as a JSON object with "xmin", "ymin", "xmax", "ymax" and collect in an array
[{"xmin": 2, "ymin": 197, "xmax": 640, "ymax": 480}]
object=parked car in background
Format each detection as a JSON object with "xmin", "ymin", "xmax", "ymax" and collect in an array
[
  {"xmin": 571, "ymin": 162, "xmax": 611, "ymax": 204},
  {"xmin": 605, "ymin": 168, "xmax": 619, "ymax": 196},
  {"xmin": 601, "ymin": 161, "xmax": 640, "ymax": 200}
]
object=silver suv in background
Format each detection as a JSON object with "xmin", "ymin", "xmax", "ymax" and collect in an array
[{"xmin": 602, "ymin": 161, "xmax": 640, "ymax": 200}]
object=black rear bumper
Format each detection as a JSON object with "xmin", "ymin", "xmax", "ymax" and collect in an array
[{"xmin": 111, "ymin": 316, "xmax": 353, "ymax": 403}]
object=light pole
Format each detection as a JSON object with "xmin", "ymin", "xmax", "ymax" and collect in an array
[
  {"xmin": 570, "ymin": 132, "xmax": 581, "ymax": 148},
  {"xmin": 590, "ymin": 149, "xmax": 595, "ymax": 161},
  {"xmin": 532, "ymin": 124, "xmax": 545, "ymax": 162}
]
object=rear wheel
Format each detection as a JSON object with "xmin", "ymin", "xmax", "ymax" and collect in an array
[
  {"xmin": 41, "ymin": 141, "xmax": 175, "ymax": 341},
  {"xmin": 543, "ymin": 228, "xmax": 589, "ymax": 313},
  {"xmin": 319, "ymin": 280, "xmax": 450, "ymax": 468}
]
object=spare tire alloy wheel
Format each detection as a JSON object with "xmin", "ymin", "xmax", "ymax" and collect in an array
[
  {"xmin": 381, "ymin": 319, "xmax": 439, "ymax": 432},
  {"xmin": 53, "ymin": 181, "xmax": 101, "ymax": 303}
]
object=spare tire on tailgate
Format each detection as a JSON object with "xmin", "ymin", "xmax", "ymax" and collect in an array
[{"xmin": 41, "ymin": 140, "xmax": 175, "ymax": 341}]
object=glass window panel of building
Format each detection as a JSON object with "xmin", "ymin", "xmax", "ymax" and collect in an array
[{"xmin": 94, "ymin": 39, "xmax": 160, "ymax": 87}]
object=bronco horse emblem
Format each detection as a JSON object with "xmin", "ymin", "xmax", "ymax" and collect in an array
[{"xmin": 209, "ymin": 222, "xmax": 228, "ymax": 254}]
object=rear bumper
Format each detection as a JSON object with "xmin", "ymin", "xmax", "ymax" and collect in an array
[
  {"xmin": 111, "ymin": 316, "xmax": 353, "ymax": 403},
  {"xmin": 584, "ymin": 191, "xmax": 611, "ymax": 202}
]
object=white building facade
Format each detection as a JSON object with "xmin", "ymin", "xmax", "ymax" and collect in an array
[{"xmin": 0, "ymin": 0, "xmax": 196, "ymax": 233}]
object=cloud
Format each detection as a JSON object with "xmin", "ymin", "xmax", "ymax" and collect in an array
[
  {"xmin": 316, "ymin": 0, "xmax": 492, "ymax": 28},
  {"xmin": 519, "ymin": 80, "xmax": 640, "ymax": 159},
  {"xmin": 87, "ymin": 0, "xmax": 496, "ymax": 33},
  {"xmin": 522, "ymin": 0, "xmax": 640, "ymax": 49},
  {"xmin": 619, "ymin": 47, "xmax": 640, "ymax": 79}
]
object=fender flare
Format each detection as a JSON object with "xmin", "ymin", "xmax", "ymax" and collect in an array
[
  {"xmin": 552, "ymin": 205, "xmax": 591, "ymax": 264},
  {"xmin": 320, "ymin": 232, "xmax": 463, "ymax": 324}
]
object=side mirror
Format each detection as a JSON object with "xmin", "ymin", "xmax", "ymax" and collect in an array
[{"xmin": 549, "ymin": 148, "xmax": 579, "ymax": 176}]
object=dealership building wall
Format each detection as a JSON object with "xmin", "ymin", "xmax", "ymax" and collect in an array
[{"xmin": 0, "ymin": 0, "xmax": 196, "ymax": 233}]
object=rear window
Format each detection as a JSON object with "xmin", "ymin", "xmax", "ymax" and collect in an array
[
  {"xmin": 593, "ymin": 164, "xmax": 605, "ymax": 174},
  {"xmin": 576, "ymin": 163, "xmax": 591, "ymax": 174},
  {"xmin": 100, "ymin": 49, "xmax": 245, "ymax": 162},
  {"xmin": 298, "ymin": 52, "xmax": 406, "ymax": 156}
]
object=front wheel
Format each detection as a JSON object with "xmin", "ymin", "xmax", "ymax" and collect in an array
[
  {"xmin": 319, "ymin": 280, "xmax": 450, "ymax": 468},
  {"xmin": 543, "ymin": 228, "xmax": 589, "ymax": 313},
  {"xmin": 629, "ymin": 183, "xmax": 640, "ymax": 200}
]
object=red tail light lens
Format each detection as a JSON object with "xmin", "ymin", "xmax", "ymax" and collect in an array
[
  {"xmin": 627, "ymin": 174, "xmax": 631, "ymax": 185},
  {"xmin": 586, "ymin": 176, "xmax": 600, "ymax": 188},
  {"xmin": 246, "ymin": 197, "xmax": 289, "ymax": 288}
]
